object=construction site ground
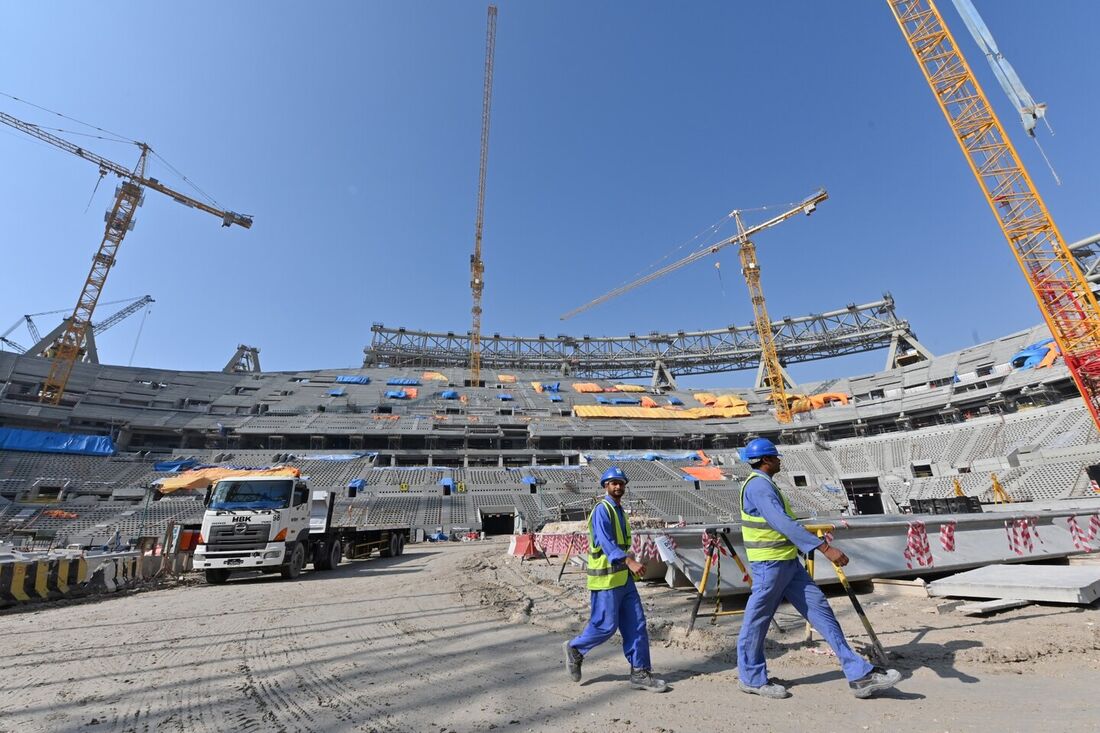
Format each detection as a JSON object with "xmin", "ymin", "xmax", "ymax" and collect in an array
[{"xmin": 1, "ymin": 539, "xmax": 1098, "ymax": 733}]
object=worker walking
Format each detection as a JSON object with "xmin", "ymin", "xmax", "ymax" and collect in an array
[
  {"xmin": 563, "ymin": 467, "xmax": 668, "ymax": 692},
  {"xmin": 736, "ymin": 438, "xmax": 901, "ymax": 699}
]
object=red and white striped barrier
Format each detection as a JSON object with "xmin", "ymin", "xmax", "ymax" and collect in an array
[
  {"xmin": 904, "ymin": 520, "xmax": 934, "ymax": 569},
  {"xmin": 535, "ymin": 533, "xmax": 588, "ymax": 556},
  {"xmin": 939, "ymin": 520, "xmax": 957, "ymax": 552}
]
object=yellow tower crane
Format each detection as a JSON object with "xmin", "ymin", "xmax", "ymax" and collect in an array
[
  {"xmin": 562, "ymin": 190, "xmax": 826, "ymax": 424},
  {"xmin": 0, "ymin": 109, "xmax": 251, "ymax": 404},
  {"xmin": 469, "ymin": 4, "xmax": 498, "ymax": 388},
  {"xmin": 887, "ymin": 0, "xmax": 1100, "ymax": 435}
]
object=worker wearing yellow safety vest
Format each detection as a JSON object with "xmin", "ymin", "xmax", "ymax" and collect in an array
[
  {"xmin": 562, "ymin": 467, "xmax": 668, "ymax": 693},
  {"xmin": 736, "ymin": 438, "xmax": 901, "ymax": 700}
]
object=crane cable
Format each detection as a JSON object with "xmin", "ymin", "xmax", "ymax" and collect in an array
[
  {"xmin": 127, "ymin": 302, "xmax": 152, "ymax": 367},
  {"xmin": 614, "ymin": 197, "xmax": 825, "ymax": 299},
  {"xmin": 1, "ymin": 91, "xmax": 224, "ymax": 208}
]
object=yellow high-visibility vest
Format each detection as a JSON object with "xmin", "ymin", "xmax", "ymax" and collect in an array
[
  {"xmin": 739, "ymin": 470, "xmax": 798, "ymax": 562},
  {"xmin": 586, "ymin": 499, "xmax": 632, "ymax": 590}
]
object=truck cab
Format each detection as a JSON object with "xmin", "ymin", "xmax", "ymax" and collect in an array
[{"xmin": 194, "ymin": 475, "xmax": 316, "ymax": 583}]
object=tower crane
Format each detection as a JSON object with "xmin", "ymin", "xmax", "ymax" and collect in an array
[
  {"xmin": 0, "ymin": 109, "xmax": 251, "ymax": 405},
  {"xmin": 562, "ymin": 189, "xmax": 826, "ymax": 424},
  {"xmin": 469, "ymin": 4, "xmax": 497, "ymax": 388},
  {"xmin": 887, "ymin": 0, "xmax": 1100, "ymax": 435},
  {"xmin": 1, "ymin": 296, "xmax": 153, "ymax": 357}
]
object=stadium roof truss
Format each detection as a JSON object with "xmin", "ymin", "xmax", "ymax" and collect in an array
[{"xmin": 364, "ymin": 295, "xmax": 931, "ymax": 385}]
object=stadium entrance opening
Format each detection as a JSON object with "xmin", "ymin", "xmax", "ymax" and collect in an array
[
  {"xmin": 841, "ymin": 477, "xmax": 884, "ymax": 515},
  {"xmin": 479, "ymin": 506, "xmax": 516, "ymax": 536}
]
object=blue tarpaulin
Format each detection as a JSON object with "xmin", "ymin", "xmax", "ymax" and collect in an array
[
  {"xmin": 549, "ymin": 395, "xmax": 563, "ymax": 402},
  {"xmin": 441, "ymin": 390, "xmax": 459, "ymax": 399},
  {"xmin": 439, "ymin": 477, "xmax": 456, "ymax": 487},
  {"xmin": 348, "ymin": 478, "xmax": 366, "ymax": 490},
  {"xmin": 153, "ymin": 458, "xmax": 201, "ymax": 472},
  {"xmin": 0, "ymin": 427, "xmax": 116, "ymax": 456},
  {"xmin": 596, "ymin": 396, "xmax": 611, "ymax": 404},
  {"xmin": 387, "ymin": 377, "xmax": 421, "ymax": 386},
  {"xmin": 543, "ymin": 382, "xmax": 561, "ymax": 392},
  {"xmin": 336, "ymin": 375, "xmax": 371, "ymax": 385},
  {"xmin": 611, "ymin": 397, "xmax": 640, "ymax": 405},
  {"xmin": 327, "ymin": 388, "xmax": 346, "ymax": 397},
  {"xmin": 385, "ymin": 390, "xmax": 408, "ymax": 399},
  {"xmin": 522, "ymin": 475, "xmax": 539, "ymax": 485},
  {"xmin": 1010, "ymin": 338, "xmax": 1055, "ymax": 370},
  {"xmin": 667, "ymin": 397, "xmax": 683, "ymax": 405},
  {"xmin": 498, "ymin": 393, "xmax": 513, "ymax": 401}
]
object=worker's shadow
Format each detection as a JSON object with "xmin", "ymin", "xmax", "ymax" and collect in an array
[
  {"xmin": 887, "ymin": 636, "xmax": 982, "ymax": 684},
  {"xmin": 581, "ymin": 673, "xmax": 675, "ymax": 692},
  {"xmin": 774, "ymin": 668, "xmax": 926, "ymax": 700}
]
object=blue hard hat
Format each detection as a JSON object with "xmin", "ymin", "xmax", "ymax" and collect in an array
[
  {"xmin": 743, "ymin": 438, "xmax": 781, "ymax": 460},
  {"xmin": 600, "ymin": 466, "xmax": 629, "ymax": 486}
]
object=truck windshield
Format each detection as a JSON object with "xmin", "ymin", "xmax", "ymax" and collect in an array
[{"xmin": 208, "ymin": 480, "xmax": 293, "ymax": 510}]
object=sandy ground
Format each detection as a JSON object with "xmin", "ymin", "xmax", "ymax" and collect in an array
[{"xmin": 1, "ymin": 539, "xmax": 1098, "ymax": 733}]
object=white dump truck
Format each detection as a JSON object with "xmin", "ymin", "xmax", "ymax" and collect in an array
[{"xmin": 192, "ymin": 474, "xmax": 411, "ymax": 584}]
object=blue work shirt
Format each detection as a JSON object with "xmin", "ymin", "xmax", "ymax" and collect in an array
[
  {"xmin": 742, "ymin": 472, "xmax": 823, "ymax": 555},
  {"xmin": 591, "ymin": 498, "xmax": 630, "ymax": 565}
]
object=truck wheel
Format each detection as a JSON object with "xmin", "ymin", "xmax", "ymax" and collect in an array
[
  {"xmin": 205, "ymin": 569, "xmax": 230, "ymax": 585},
  {"xmin": 379, "ymin": 534, "xmax": 395, "ymax": 558},
  {"xmin": 315, "ymin": 540, "xmax": 342, "ymax": 571},
  {"xmin": 395, "ymin": 534, "xmax": 405, "ymax": 556},
  {"xmin": 327, "ymin": 539, "xmax": 342, "ymax": 569},
  {"xmin": 280, "ymin": 544, "xmax": 306, "ymax": 579}
]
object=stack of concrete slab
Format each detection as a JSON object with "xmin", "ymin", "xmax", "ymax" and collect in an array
[{"xmin": 928, "ymin": 564, "xmax": 1100, "ymax": 605}]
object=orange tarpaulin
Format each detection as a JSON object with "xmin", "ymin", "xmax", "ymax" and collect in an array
[
  {"xmin": 158, "ymin": 466, "xmax": 301, "ymax": 493},
  {"xmin": 694, "ymin": 392, "xmax": 748, "ymax": 408},
  {"xmin": 498, "ymin": 374, "xmax": 517, "ymax": 383},
  {"xmin": 531, "ymin": 382, "xmax": 544, "ymax": 393},
  {"xmin": 572, "ymin": 382, "xmax": 604, "ymax": 393},
  {"xmin": 613, "ymin": 384, "xmax": 647, "ymax": 393},
  {"xmin": 641, "ymin": 396, "xmax": 659, "ymax": 408},
  {"xmin": 681, "ymin": 466, "xmax": 725, "ymax": 481},
  {"xmin": 422, "ymin": 371, "xmax": 448, "ymax": 381}
]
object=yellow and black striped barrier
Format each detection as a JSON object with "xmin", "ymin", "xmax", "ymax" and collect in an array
[{"xmin": 0, "ymin": 557, "xmax": 89, "ymax": 605}]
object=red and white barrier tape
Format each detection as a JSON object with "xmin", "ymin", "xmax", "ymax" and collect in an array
[
  {"xmin": 1067, "ymin": 514, "xmax": 1100, "ymax": 552},
  {"xmin": 1004, "ymin": 516, "xmax": 1043, "ymax": 556},
  {"xmin": 701, "ymin": 530, "xmax": 729, "ymax": 558},
  {"xmin": 904, "ymin": 520, "xmax": 934, "ymax": 569},
  {"xmin": 939, "ymin": 520, "xmax": 957, "ymax": 552}
]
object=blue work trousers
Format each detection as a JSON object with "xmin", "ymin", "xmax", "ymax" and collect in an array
[
  {"xmin": 737, "ymin": 558, "xmax": 873, "ymax": 687},
  {"xmin": 570, "ymin": 578, "xmax": 651, "ymax": 670}
]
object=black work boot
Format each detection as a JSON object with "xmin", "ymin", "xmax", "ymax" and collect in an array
[
  {"xmin": 562, "ymin": 642, "xmax": 583, "ymax": 683},
  {"xmin": 629, "ymin": 668, "xmax": 669, "ymax": 693}
]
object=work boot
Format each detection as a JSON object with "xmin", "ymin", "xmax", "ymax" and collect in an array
[
  {"xmin": 629, "ymin": 668, "xmax": 669, "ymax": 693},
  {"xmin": 737, "ymin": 679, "xmax": 791, "ymax": 699},
  {"xmin": 850, "ymin": 667, "xmax": 902, "ymax": 699},
  {"xmin": 562, "ymin": 642, "xmax": 583, "ymax": 683}
]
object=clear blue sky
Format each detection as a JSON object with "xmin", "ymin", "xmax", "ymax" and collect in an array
[{"xmin": 2, "ymin": 2, "xmax": 1099, "ymax": 388}]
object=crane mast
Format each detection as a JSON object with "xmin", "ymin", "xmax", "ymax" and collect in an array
[
  {"xmin": 736, "ymin": 213, "xmax": 792, "ymax": 423},
  {"xmin": 887, "ymin": 0, "xmax": 1100, "ymax": 435},
  {"xmin": 40, "ymin": 148, "xmax": 148, "ymax": 404},
  {"xmin": 0, "ymin": 109, "xmax": 251, "ymax": 404},
  {"xmin": 469, "ymin": 4, "xmax": 497, "ymax": 387}
]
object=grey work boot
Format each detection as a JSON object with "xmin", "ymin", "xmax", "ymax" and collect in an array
[
  {"xmin": 738, "ymin": 679, "xmax": 791, "ymax": 699},
  {"xmin": 562, "ymin": 642, "xmax": 583, "ymax": 683},
  {"xmin": 629, "ymin": 668, "xmax": 669, "ymax": 693},
  {"xmin": 850, "ymin": 667, "xmax": 902, "ymax": 699}
]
